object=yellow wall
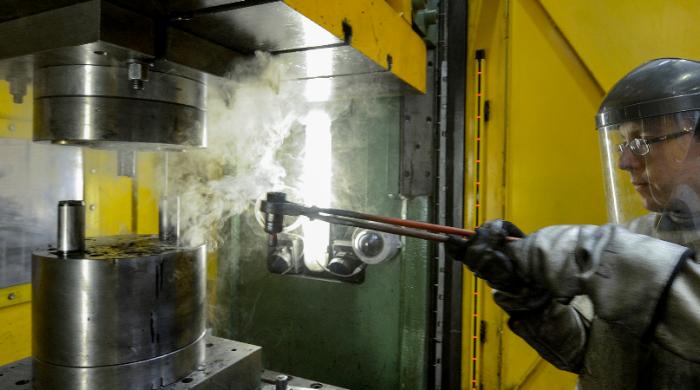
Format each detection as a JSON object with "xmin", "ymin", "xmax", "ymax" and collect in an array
[{"xmin": 464, "ymin": 0, "xmax": 700, "ymax": 389}]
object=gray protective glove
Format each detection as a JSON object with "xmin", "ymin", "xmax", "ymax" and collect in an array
[{"xmin": 446, "ymin": 219, "xmax": 528, "ymax": 293}]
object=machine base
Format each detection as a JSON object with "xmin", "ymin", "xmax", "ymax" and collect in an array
[
  {"xmin": 1, "ymin": 336, "xmax": 348, "ymax": 390},
  {"xmin": 1, "ymin": 336, "xmax": 262, "ymax": 390}
]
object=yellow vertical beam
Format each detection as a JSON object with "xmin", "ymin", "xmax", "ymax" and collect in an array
[
  {"xmin": 464, "ymin": 0, "xmax": 510, "ymax": 389},
  {"xmin": 136, "ymin": 152, "xmax": 160, "ymax": 235},
  {"xmin": 464, "ymin": 51, "xmax": 487, "ymax": 390}
]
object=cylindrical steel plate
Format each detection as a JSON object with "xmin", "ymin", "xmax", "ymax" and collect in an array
[
  {"xmin": 32, "ymin": 235, "xmax": 206, "ymax": 388},
  {"xmin": 33, "ymin": 333, "xmax": 206, "ymax": 390},
  {"xmin": 33, "ymin": 64, "xmax": 206, "ymax": 149}
]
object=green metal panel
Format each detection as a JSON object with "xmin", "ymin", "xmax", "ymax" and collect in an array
[{"xmin": 213, "ymin": 98, "xmax": 430, "ymax": 389}]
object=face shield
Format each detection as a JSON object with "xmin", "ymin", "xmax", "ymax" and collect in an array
[{"xmin": 598, "ymin": 111, "xmax": 700, "ymax": 224}]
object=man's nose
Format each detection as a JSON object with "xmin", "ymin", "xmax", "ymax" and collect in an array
[{"xmin": 618, "ymin": 147, "xmax": 644, "ymax": 171}]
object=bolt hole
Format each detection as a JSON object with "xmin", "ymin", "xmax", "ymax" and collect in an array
[
  {"xmin": 206, "ymin": 343, "xmax": 214, "ymax": 347},
  {"xmin": 93, "ymin": 51, "xmax": 108, "ymax": 56},
  {"xmin": 230, "ymin": 348, "xmax": 237, "ymax": 351},
  {"xmin": 181, "ymin": 378, "xmax": 193, "ymax": 383},
  {"xmin": 428, "ymin": 61, "xmax": 433, "ymax": 66},
  {"xmin": 15, "ymin": 379, "xmax": 30, "ymax": 386},
  {"xmin": 310, "ymin": 383, "xmax": 324, "ymax": 389}
]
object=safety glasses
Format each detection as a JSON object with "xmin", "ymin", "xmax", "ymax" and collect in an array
[{"xmin": 616, "ymin": 129, "xmax": 694, "ymax": 156}]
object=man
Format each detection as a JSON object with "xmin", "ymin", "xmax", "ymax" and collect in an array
[{"xmin": 449, "ymin": 58, "xmax": 700, "ymax": 388}]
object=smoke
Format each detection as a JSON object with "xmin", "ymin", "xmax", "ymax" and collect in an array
[
  {"xmin": 164, "ymin": 52, "xmax": 301, "ymax": 247},
  {"xmin": 162, "ymin": 51, "xmax": 394, "ymax": 248}
]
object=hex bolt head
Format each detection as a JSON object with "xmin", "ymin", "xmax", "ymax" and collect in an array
[{"xmin": 127, "ymin": 62, "xmax": 149, "ymax": 90}]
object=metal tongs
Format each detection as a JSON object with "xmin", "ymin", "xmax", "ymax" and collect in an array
[{"xmin": 259, "ymin": 192, "xmax": 482, "ymax": 245}]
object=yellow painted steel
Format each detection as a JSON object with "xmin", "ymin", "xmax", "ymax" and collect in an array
[
  {"xmin": 464, "ymin": 54, "xmax": 485, "ymax": 390},
  {"xmin": 0, "ymin": 81, "xmax": 31, "ymax": 140},
  {"xmin": 136, "ymin": 152, "xmax": 161, "ymax": 235},
  {"xmin": 0, "ymin": 284, "xmax": 31, "ymax": 366},
  {"xmin": 83, "ymin": 150, "xmax": 159, "ymax": 237},
  {"xmin": 0, "ymin": 284, "xmax": 31, "ymax": 310},
  {"xmin": 84, "ymin": 149, "xmax": 135, "ymax": 237},
  {"xmin": 464, "ymin": 0, "xmax": 513, "ymax": 388},
  {"xmin": 0, "ymin": 81, "xmax": 31, "ymax": 121},
  {"xmin": 464, "ymin": 0, "xmax": 604, "ymax": 387},
  {"xmin": 540, "ymin": 0, "xmax": 700, "ymax": 92},
  {"xmin": 0, "ymin": 118, "xmax": 31, "ymax": 139},
  {"xmin": 385, "ymin": 0, "xmax": 413, "ymax": 24},
  {"xmin": 506, "ymin": 0, "xmax": 606, "ymax": 233},
  {"xmin": 283, "ymin": 0, "xmax": 427, "ymax": 93}
]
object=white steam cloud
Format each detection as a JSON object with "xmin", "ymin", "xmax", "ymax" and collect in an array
[{"xmin": 164, "ymin": 53, "xmax": 300, "ymax": 247}]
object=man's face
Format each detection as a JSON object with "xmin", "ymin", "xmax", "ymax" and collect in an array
[{"xmin": 618, "ymin": 115, "xmax": 700, "ymax": 212}]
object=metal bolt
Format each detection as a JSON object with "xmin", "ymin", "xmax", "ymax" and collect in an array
[
  {"xmin": 127, "ymin": 62, "xmax": 149, "ymax": 90},
  {"xmin": 8, "ymin": 292, "xmax": 16, "ymax": 300},
  {"xmin": 275, "ymin": 375, "xmax": 290, "ymax": 390},
  {"xmin": 7, "ymin": 123, "xmax": 16, "ymax": 132},
  {"xmin": 90, "ymin": 168, "xmax": 97, "ymax": 174},
  {"xmin": 89, "ymin": 204, "xmax": 96, "ymax": 211}
]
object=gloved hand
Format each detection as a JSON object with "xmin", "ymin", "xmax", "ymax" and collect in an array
[{"xmin": 446, "ymin": 219, "xmax": 526, "ymax": 293}]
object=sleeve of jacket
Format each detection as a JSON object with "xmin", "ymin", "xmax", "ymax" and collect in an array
[
  {"xmin": 493, "ymin": 292, "xmax": 591, "ymax": 372},
  {"xmin": 496, "ymin": 224, "xmax": 697, "ymax": 365}
]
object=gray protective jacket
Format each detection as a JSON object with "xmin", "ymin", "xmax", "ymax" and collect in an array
[{"xmin": 496, "ymin": 214, "xmax": 700, "ymax": 389}]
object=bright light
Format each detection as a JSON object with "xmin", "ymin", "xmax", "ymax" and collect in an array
[
  {"xmin": 306, "ymin": 48, "xmax": 333, "ymax": 76},
  {"xmin": 301, "ymin": 110, "xmax": 332, "ymax": 271},
  {"xmin": 304, "ymin": 48, "xmax": 333, "ymax": 102},
  {"xmin": 304, "ymin": 78, "xmax": 332, "ymax": 102}
]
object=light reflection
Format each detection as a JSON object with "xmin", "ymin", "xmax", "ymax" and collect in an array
[
  {"xmin": 301, "ymin": 110, "xmax": 332, "ymax": 271},
  {"xmin": 80, "ymin": 261, "xmax": 91, "ymax": 362},
  {"xmin": 601, "ymin": 131, "xmax": 622, "ymax": 223}
]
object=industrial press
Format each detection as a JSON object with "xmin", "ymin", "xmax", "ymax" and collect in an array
[{"xmin": 0, "ymin": 1, "xmax": 432, "ymax": 389}]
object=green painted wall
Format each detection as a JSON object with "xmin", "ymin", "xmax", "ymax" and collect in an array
[{"xmin": 215, "ymin": 98, "xmax": 431, "ymax": 389}]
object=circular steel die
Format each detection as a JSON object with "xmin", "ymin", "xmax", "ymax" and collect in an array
[
  {"xmin": 33, "ymin": 64, "xmax": 206, "ymax": 149},
  {"xmin": 32, "ymin": 235, "xmax": 206, "ymax": 387}
]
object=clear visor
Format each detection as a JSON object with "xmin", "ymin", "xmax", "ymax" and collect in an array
[{"xmin": 599, "ymin": 111, "xmax": 700, "ymax": 224}]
